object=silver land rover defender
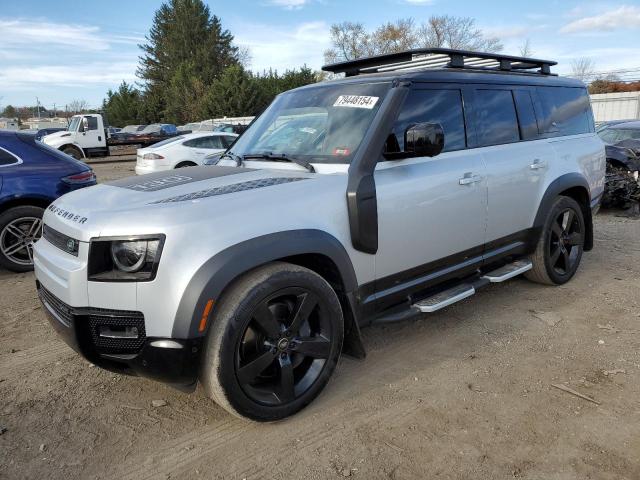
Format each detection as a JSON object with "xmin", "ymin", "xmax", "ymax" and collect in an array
[{"xmin": 34, "ymin": 49, "xmax": 605, "ymax": 421}]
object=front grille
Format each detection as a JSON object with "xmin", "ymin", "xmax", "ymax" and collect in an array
[
  {"xmin": 39, "ymin": 286, "xmax": 146, "ymax": 354},
  {"xmin": 42, "ymin": 224, "xmax": 79, "ymax": 257},
  {"xmin": 39, "ymin": 286, "xmax": 74, "ymax": 327}
]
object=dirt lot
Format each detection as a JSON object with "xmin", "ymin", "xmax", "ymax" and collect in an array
[{"xmin": 1, "ymin": 161, "xmax": 639, "ymax": 480}]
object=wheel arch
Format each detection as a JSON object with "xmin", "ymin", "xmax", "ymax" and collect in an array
[
  {"xmin": 0, "ymin": 195, "xmax": 52, "ymax": 212},
  {"xmin": 533, "ymin": 173, "xmax": 593, "ymax": 251},
  {"xmin": 175, "ymin": 161, "xmax": 198, "ymax": 168},
  {"xmin": 173, "ymin": 230, "xmax": 366, "ymax": 358},
  {"xmin": 59, "ymin": 143, "xmax": 85, "ymax": 159}
]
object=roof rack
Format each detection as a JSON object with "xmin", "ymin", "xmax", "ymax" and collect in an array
[{"xmin": 322, "ymin": 48, "xmax": 557, "ymax": 77}]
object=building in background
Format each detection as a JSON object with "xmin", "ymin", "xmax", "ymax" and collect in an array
[{"xmin": 0, "ymin": 118, "xmax": 19, "ymax": 130}]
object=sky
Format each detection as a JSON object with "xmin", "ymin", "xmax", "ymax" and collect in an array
[{"xmin": 1, "ymin": 0, "xmax": 639, "ymax": 110}]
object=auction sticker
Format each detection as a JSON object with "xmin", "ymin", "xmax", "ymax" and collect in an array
[{"xmin": 333, "ymin": 95, "xmax": 379, "ymax": 109}]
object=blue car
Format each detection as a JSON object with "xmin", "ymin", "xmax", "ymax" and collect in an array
[{"xmin": 0, "ymin": 130, "xmax": 96, "ymax": 272}]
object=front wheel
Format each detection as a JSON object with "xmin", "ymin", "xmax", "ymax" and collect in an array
[
  {"xmin": 200, "ymin": 262, "xmax": 344, "ymax": 421},
  {"xmin": 0, "ymin": 206, "xmax": 44, "ymax": 272},
  {"xmin": 525, "ymin": 196, "xmax": 585, "ymax": 285},
  {"xmin": 61, "ymin": 146, "xmax": 83, "ymax": 160}
]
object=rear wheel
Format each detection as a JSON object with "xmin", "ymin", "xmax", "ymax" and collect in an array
[
  {"xmin": 0, "ymin": 206, "xmax": 44, "ymax": 272},
  {"xmin": 200, "ymin": 262, "xmax": 344, "ymax": 421},
  {"xmin": 525, "ymin": 196, "xmax": 585, "ymax": 285}
]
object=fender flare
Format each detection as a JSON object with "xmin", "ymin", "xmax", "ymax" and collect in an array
[
  {"xmin": 532, "ymin": 173, "xmax": 594, "ymax": 251},
  {"xmin": 172, "ymin": 229, "xmax": 360, "ymax": 341}
]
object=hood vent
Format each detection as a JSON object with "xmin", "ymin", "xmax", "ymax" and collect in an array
[{"xmin": 150, "ymin": 177, "xmax": 307, "ymax": 204}]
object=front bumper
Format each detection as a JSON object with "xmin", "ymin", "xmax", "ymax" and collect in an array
[{"xmin": 37, "ymin": 282, "xmax": 202, "ymax": 389}]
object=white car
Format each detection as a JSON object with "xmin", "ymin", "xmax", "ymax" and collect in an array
[{"xmin": 135, "ymin": 132, "xmax": 237, "ymax": 175}]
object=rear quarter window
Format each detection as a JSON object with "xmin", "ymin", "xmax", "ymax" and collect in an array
[
  {"xmin": 535, "ymin": 87, "xmax": 592, "ymax": 137},
  {"xmin": 0, "ymin": 146, "xmax": 21, "ymax": 166}
]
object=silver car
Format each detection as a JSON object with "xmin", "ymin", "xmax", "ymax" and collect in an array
[{"xmin": 34, "ymin": 48, "xmax": 605, "ymax": 421}]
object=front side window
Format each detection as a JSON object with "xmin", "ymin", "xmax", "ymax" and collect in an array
[
  {"xmin": 536, "ymin": 87, "xmax": 592, "ymax": 136},
  {"xmin": 229, "ymin": 81, "xmax": 391, "ymax": 164},
  {"xmin": 475, "ymin": 89, "xmax": 520, "ymax": 147},
  {"xmin": 387, "ymin": 88, "xmax": 466, "ymax": 153}
]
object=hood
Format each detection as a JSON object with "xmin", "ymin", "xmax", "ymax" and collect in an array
[
  {"xmin": 42, "ymin": 130, "xmax": 72, "ymax": 145},
  {"xmin": 43, "ymin": 165, "xmax": 314, "ymax": 241}
]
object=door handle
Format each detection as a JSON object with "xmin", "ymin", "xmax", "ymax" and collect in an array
[
  {"xmin": 530, "ymin": 159, "xmax": 547, "ymax": 170},
  {"xmin": 459, "ymin": 173, "xmax": 482, "ymax": 185}
]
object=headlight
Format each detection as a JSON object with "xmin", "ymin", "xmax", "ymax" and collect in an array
[{"xmin": 88, "ymin": 235, "xmax": 164, "ymax": 282}]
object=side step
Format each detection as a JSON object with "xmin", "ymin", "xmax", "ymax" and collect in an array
[
  {"xmin": 481, "ymin": 259, "xmax": 532, "ymax": 283},
  {"xmin": 413, "ymin": 284, "xmax": 475, "ymax": 313},
  {"xmin": 410, "ymin": 259, "xmax": 532, "ymax": 314}
]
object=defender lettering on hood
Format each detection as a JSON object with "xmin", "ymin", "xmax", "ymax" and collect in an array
[
  {"xmin": 108, "ymin": 166, "xmax": 253, "ymax": 192},
  {"xmin": 47, "ymin": 204, "xmax": 88, "ymax": 224}
]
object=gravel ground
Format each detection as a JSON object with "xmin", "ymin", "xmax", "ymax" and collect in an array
[{"xmin": 1, "ymin": 162, "xmax": 639, "ymax": 479}]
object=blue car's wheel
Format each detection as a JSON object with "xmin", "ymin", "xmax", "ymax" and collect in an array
[{"xmin": 0, "ymin": 206, "xmax": 44, "ymax": 272}]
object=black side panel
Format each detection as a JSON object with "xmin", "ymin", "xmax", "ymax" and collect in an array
[
  {"xmin": 172, "ymin": 230, "xmax": 359, "ymax": 339},
  {"xmin": 532, "ymin": 173, "xmax": 593, "ymax": 250},
  {"xmin": 346, "ymin": 81, "xmax": 410, "ymax": 254}
]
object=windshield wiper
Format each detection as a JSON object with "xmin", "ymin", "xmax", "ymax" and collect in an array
[{"xmin": 242, "ymin": 152, "xmax": 315, "ymax": 173}]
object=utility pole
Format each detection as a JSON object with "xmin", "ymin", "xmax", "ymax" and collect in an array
[
  {"xmin": 53, "ymin": 103, "xmax": 56, "ymax": 118},
  {"xmin": 36, "ymin": 97, "xmax": 41, "ymax": 119}
]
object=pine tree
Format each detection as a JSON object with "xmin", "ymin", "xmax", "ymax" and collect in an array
[
  {"xmin": 102, "ymin": 81, "xmax": 142, "ymax": 127},
  {"xmin": 137, "ymin": 0, "xmax": 239, "ymax": 121}
]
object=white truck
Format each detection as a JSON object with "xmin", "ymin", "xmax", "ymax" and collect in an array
[{"xmin": 43, "ymin": 114, "xmax": 178, "ymax": 159}]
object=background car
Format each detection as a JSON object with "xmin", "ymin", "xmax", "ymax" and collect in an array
[
  {"xmin": 35, "ymin": 127, "xmax": 67, "ymax": 141},
  {"xmin": 110, "ymin": 124, "xmax": 145, "ymax": 140},
  {"xmin": 135, "ymin": 131, "xmax": 237, "ymax": 174},
  {"xmin": 597, "ymin": 120, "xmax": 640, "ymax": 171},
  {"xmin": 214, "ymin": 123, "xmax": 248, "ymax": 134},
  {"xmin": 0, "ymin": 130, "xmax": 96, "ymax": 272}
]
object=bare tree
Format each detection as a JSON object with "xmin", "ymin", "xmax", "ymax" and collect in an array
[
  {"xmin": 519, "ymin": 39, "xmax": 533, "ymax": 57},
  {"xmin": 571, "ymin": 58, "xmax": 596, "ymax": 83},
  {"xmin": 371, "ymin": 19, "xmax": 417, "ymax": 56},
  {"xmin": 68, "ymin": 99, "xmax": 89, "ymax": 114},
  {"xmin": 324, "ymin": 22, "xmax": 373, "ymax": 64},
  {"xmin": 416, "ymin": 15, "xmax": 503, "ymax": 52},
  {"xmin": 324, "ymin": 15, "xmax": 503, "ymax": 66}
]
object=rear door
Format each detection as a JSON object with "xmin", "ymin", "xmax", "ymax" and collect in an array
[
  {"xmin": 373, "ymin": 86, "xmax": 487, "ymax": 310},
  {"xmin": 470, "ymin": 86, "xmax": 554, "ymax": 250}
]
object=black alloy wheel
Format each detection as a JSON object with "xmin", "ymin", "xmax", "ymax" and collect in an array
[
  {"xmin": 200, "ymin": 262, "xmax": 344, "ymax": 421},
  {"xmin": 236, "ymin": 287, "xmax": 333, "ymax": 406}
]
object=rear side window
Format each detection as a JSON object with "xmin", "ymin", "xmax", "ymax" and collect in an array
[
  {"xmin": 474, "ymin": 90, "xmax": 520, "ymax": 147},
  {"xmin": 222, "ymin": 136, "xmax": 236, "ymax": 148},
  {"xmin": 536, "ymin": 87, "xmax": 592, "ymax": 137},
  {"xmin": 0, "ymin": 146, "xmax": 21, "ymax": 166},
  {"xmin": 389, "ymin": 89, "xmax": 466, "ymax": 153}
]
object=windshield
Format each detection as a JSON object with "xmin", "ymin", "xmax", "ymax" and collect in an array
[
  {"xmin": 68, "ymin": 116, "xmax": 81, "ymax": 132},
  {"xmin": 229, "ymin": 81, "xmax": 391, "ymax": 164},
  {"xmin": 598, "ymin": 126, "xmax": 640, "ymax": 145}
]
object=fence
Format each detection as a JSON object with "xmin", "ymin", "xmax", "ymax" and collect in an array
[{"xmin": 590, "ymin": 92, "xmax": 640, "ymax": 123}]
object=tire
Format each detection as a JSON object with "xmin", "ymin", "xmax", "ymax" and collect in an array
[
  {"xmin": 61, "ymin": 146, "xmax": 82, "ymax": 160},
  {"xmin": 0, "ymin": 206, "xmax": 44, "ymax": 272},
  {"xmin": 175, "ymin": 162, "xmax": 196, "ymax": 169},
  {"xmin": 525, "ymin": 196, "xmax": 585, "ymax": 285},
  {"xmin": 200, "ymin": 262, "xmax": 344, "ymax": 421}
]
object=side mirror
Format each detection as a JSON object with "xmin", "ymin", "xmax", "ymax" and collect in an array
[
  {"xmin": 81, "ymin": 117, "xmax": 89, "ymax": 132},
  {"xmin": 404, "ymin": 122, "xmax": 444, "ymax": 158}
]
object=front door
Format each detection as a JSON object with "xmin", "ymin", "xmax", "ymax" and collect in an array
[
  {"xmin": 76, "ymin": 115, "xmax": 104, "ymax": 150},
  {"xmin": 373, "ymin": 86, "xmax": 487, "ymax": 310}
]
